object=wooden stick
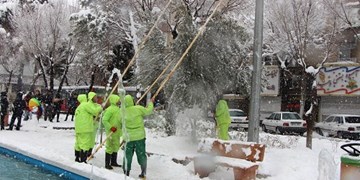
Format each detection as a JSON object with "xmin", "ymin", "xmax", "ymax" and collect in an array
[
  {"xmin": 151, "ymin": 0, "xmax": 223, "ymax": 99},
  {"xmin": 122, "ymin": 0, "xmax": 173, "ymax": 77},
  {"xmin": 87, "ymin": 131, "xmax": 114, "ymax": 162},
  {"xmin": 92, "ymin": 0, "xmax": 173, "ymax": 122},
  {"xmin": 136, "ymin": 59, "xmax": 175, "ymax": 104}
]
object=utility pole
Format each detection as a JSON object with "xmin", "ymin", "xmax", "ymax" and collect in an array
[{"xmin": 247, "ymin": 0, "xmax": 264, "ymax": 143}]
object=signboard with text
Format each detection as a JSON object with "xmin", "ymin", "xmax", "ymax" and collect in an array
[
  {"xmin": 317, "ymin": 66, "xmax": 360, "ymax": 96},
  {"xmin": 261, "ymin": 66, "xmax": 280, "ymax": 96}
]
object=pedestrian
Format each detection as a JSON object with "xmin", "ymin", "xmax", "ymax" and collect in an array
[
  {"xmin": 33, "ymin": 89, "xmax": 43, "ymax": 121},
  {"xmin": 52, "ymin": 94, "xmax": 62, "ymax": 122},
  {"xmin": 0, "ymin": 92, "xmax": 9, "ymax": 130},
  {"xmin": 122, "ymin": 95, "xmax": 154, "ymax": 178},
  {"xmin": 74, "ymin": 93, "xmax": 102, "ymax": 163},
  {"xmin": 43, "ymin": 90, "xmax": 53, "ymax": 122},
  {"xmin": 87, "ymin": 92, "xmax": 103, "ymax": 157},
  {"xmin": 64, "ymin": 92, "xmax": 78, "ymax": 121},
  {"xmin": 23, "ymin": 92, "xmax": 32, "ymax": 121},
  {"xmin": 8, "ymin": 92, "xmax": 26, "ymax": 131},
  {"xmin": 215, "ymin": 99, "xmax": 231, "ymax": 140},
  {"xmin": 102, "ymin": 94, "xmax": 122, "ymax": 169}
]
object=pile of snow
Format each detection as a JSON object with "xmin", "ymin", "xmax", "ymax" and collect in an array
[{"xmin": 0, "ymin": 113, "xmax": 359, "ymax": 179}]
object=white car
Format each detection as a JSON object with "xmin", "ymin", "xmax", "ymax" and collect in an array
[
  {"xmin": 229, "ymin": 109, "xmax": 248, "ymax": 130},
  {"xmin": 315, "ymin": 114, "xmax": 360, "ymax": 139},
  {"xmin": 261, "ymin": 112, "xmax": 307, "ymax": 135}
]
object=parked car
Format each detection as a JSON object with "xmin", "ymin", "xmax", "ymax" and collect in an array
[
  {"xmin": 229, "ymin": 109, "xmax": 248, "ymax": 130},
  {"xmin": 261, "ymin": 112, "xmax": 307, "ymax": 135},
  {"xmin": 315, "ymin": 114, "xmax": 360, "ymax": 139}
]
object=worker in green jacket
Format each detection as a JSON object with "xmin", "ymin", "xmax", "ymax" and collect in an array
[
  {"xmin": 122, "ymin": 95, "xmax": 154, "ymax": 178},
  {"xmin": 87, "ymin": 92, "xmax": 102, "ymax": 156},
  {"xmin": 102, "ymin": 94, "xmax": 122, "ymax": 169},
  {"xmin": 215, "ymin": 99, "xmax": 231, "ymax": 140},
  {"xmin": 74, "ymin": 94, "xmax": 87, "ymax": 162},
  {"xmin": 74, "ymin": 92, "xmax": 102, "ymax": 163}
]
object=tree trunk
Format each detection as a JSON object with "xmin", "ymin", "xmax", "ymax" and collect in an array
[
  {"xmin": 305, "ymin": 75, "xmax": 317, "ymax": 149},
  {"xmin": 5, "ymin": 70, "xmax": 13, "ymax": 93},
  {"xmin": 37, "ymin": 56, "xmax": 48, "ymax": 89},
  {"xmin": 49, "ymin": 60, "xmax": 54, "ymax": 92},
  {"xmin": 88, "ymin": 66, "xmax": 96, "ymax": 94},
  {"xmin": 56, "ymin": 63, "xmax": 69, "ymax": 97},
  {"xmin": 30, "ymin": 73, "xmax": 41, "ymax": 92},
  {"xmin": 16, "ymin": 62, "xmax": 25, "ymax": 93}
]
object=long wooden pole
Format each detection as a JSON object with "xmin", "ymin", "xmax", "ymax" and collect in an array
[
  {"xmin": 88, "ymin": 0, "xmax": 173, "ymax": 159},
  {"xmin": 151, "ymin": 1, "xmax": 223, "ymax": 100},
  {"xmin": 87, "ymin": 131, "xmax": 113, "ymax": 162},
  {"xmin": 136, "ymin": 59, "xmax": 175, "ymax": 105},
  {"xmin": 98, "ymin": 0, "xmax": 173, "ymax": 110}
]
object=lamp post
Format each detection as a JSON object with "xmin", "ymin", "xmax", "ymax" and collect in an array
[{"xmin": 247, "ymin": 0, "xmax": 264, "ymax": 143}]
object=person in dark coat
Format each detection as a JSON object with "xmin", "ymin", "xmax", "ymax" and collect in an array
[
  {"xmin": 23, "ymin": 91, "xmax": 32, "ymax": 121},
  {"xmin": 43, "ymin": 90, "xmax": 54, "ymax": 122},
  {"xmin": 65, "ymin": 92, "xmax": 78, "ymax": 121},
  {"xmin": 52, "ymin": 94, "xmax": 62, "ymax": 122},
  {"xmin": 8, "ymin": 92, "xmax": 26, "ymax": 131},
  {"xmin": 0, "ymin": 92, "xmax": 9, "ymax": 130}
]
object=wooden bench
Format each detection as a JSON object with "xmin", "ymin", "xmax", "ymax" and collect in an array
[{"xmin": 194, "ymin": 138, "xmax": 266, "ymax": 180}]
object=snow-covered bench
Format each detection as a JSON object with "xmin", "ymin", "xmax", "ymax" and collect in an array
[{"xmin": 194, "ymin": 138, "xmax": 265, "ymax": 180}]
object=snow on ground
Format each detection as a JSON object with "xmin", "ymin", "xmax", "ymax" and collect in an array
[{"xmin": 0, "ymin": 113, "xmax": 359, "ymax": 180}]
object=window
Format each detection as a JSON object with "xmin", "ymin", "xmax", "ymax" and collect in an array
[
  {"xmin": 325, "ymin": 116, "xmax": 334, "ymax": 123},
  {"xmin": 268, "ymin": 114, "xmax": 275, "ymax": 120},
  {"xmin": 282, "ymin": 113, "xmax": 301, "ymax": 120},
  {"xmin": 274, "ymin": 114, "xmax": 281, "ymax": 120},
  {"xmin": 229, "ymin": 111, "xmax": 246, "ymax": 117},
  {"xmin": 334, "ymin": 117, "xmax": 341, "ymax": 124},
  {"xmin": 345, "ymin": 116, "xmax": 360, "ymax": 123}
]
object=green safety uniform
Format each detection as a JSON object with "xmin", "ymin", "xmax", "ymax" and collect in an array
[
  {"xmin": 102, "ymin": 94, "xmax": 122, "ymax": 154},
  {"xmin": 87, "ymin": 92, "xmax": 102, "ymax": 149},
  {"xmin": 215, "ymin": 99, "xmax": 231, "ymax": 140},
  {"xmin": 74, "ymin": 93, "xmax": 102, "ymax": 152},
  {"xmin": 122, "ymin": 95, "xmax": 153, "ymax": 176},
  {"xmin": 74, "ymin": 94, "xmax": 87, "ymax": 162}
]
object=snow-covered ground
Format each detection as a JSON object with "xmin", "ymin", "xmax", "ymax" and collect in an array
[{"xmin": 0, "ymin": 114, "xmax": 359, "ymax": 180}]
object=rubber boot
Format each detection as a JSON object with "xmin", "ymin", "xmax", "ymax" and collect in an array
[
  {"xmin": 87, "ymin": 148, "xmax": 93, "ymax": 158},
  {"xmin": 124, "ymin": 170, "xmax": 130, "ymax": 176},
  {"xmin": 139, "ymin": 163, "xmax": 146, "ymax": 178},
  {"xmin": 111, "ymin": 152, "xmax": 121, "ymax": 167},
  {"xmin": 80, "ymin": 150, "xmax": 87, "ymax": 163},
  {"xmin": 75, "ymin": 150, "xmax": 80, "ymax": 162},
  {"xmin": 105, "ymin": 153, "xmax": 113, "ymax": 170}
]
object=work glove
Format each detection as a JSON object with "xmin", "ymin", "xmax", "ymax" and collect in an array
[{"xmin": 110, "ymin": 127, "xmax": 117, "ymax": 132}]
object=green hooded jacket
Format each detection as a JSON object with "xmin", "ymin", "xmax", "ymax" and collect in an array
[
  {"xmin": 215, "ymin": 100, "xmax": 231, "ymax": 126},
  {"xmin": 74, "ymin": 93, "xmax": 102, "ymax": 133},
  {"xmin": 102, "ymin": 94, "xmax": 122, "ymax": 136},
  {"xmin": 123, "ymin": 95, "xmax": 153, "ymax": 142}
]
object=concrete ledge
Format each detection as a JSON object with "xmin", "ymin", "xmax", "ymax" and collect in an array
[{"xmin": 0, "ymin": 143, "xmax": 105, "ymax": 180}]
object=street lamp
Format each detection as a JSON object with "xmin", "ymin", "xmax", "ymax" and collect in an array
[{"xmin": 247, "ymin": 0, "xmax": 264, "ymax": 143}]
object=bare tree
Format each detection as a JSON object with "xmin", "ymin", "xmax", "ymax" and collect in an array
[
  {"xmin": 14, "ymin": 1, "xmax": 79, "ymax": 93},
  {"xmin": 264, "ymin": 0, "xmax": 341, "ymax": 149},
  {"xmin": 323, "ymin": 0, "xmax": 360, "ymax": 39},
  {"xmin": 0, "ymin": 28, "xmax": 23, "ymax": 93}
]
